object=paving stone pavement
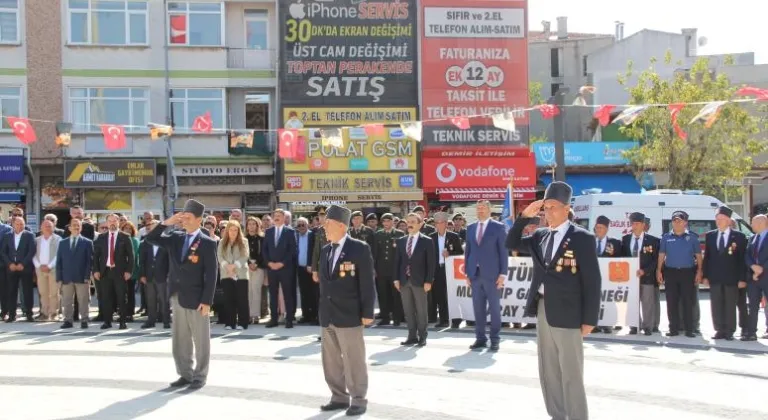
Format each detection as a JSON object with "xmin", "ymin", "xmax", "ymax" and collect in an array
[{"xmin": 0, "ymin": 313, "xmax": 767, "ymax": 420}]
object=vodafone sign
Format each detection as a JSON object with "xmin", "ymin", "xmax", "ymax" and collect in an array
[{"xmin": 422, "ymin": 156, "xmax": 536, "ymax": 190}]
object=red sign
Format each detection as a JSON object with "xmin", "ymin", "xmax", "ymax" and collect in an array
[
  {"xmin": 421, "ymin": 147, "xmax": 530, "ymax": 158},
  {"xmin": 422, "ymin": 156, "xmax": 536, "ymax": 189},
  {"xmin": 439, "ymin": 190, "xmax": 536, "ymax": 201},
  {"xmin": 420, "ymin": 0, "xmax": 529, "ymax": 147}
]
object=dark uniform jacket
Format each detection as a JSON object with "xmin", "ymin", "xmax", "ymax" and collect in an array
[
  {"xmin": 420, "ymin": 224, "xmax": 436, "ymax": 236},
  {"xmin": 596, "ymin": 236, "xmax": 622, "ymax": 258},
  {"xmin": 506, "ymin": 217, "xmax": 602, "ymax": 329},
  {"xmin": 702, "ymin": 229, "xmax": 747, "ymax": 285},
  {"xmin": 139, "ymin": 240, "xmax": 170, "ymax": 283},
  {"xmin": 372, "ymin": 228, "xmax": 404, "ymax": 277},
  {"xmin": 318, "ymin": 236, "xmax": 375, "ymax": 328},
  {"xmin": 429, "ymin": 230, "xmax": 464, "ymax": 264},
  {"xmin": 349, "ymin": 225, "xmax": 375, "ymax": 248},
  {"xmin": 621, "ymin": 233, "xmax": 660, "ymax": 285},
  {"xmin": 311, "ymin": 226, "xmax": 327, "ymax": 273}
]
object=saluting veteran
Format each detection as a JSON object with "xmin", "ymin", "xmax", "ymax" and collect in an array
[
  {"xmin": 318, "ymin": 205, "xmax": 376, "ymax": 417},
  {"xmin": 506, "ymin": 181, "xmax": 601, "ymax": 420}
]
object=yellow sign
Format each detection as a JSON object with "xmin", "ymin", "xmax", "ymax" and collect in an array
[
  {"xmin": 283, "ymin": 173, "xmax": 418, "ymax": 195},
  {"xmin": 279, "ymin": 191, "xmax": 424, "ymax": 203},
  {"xmin": 283, "ymin": 107, "xmax": 417, "ymax": 127},
  {"xmin": 284, "ymin": 127, "xmax": 417, "ymax": 173}
]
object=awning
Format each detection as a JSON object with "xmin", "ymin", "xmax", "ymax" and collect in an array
[
  {"xmin": 539, "ymin": 173, "xmax": 641, "ymax": 194},
  {"xmin": 438, "ymin": 187, "xmax": 537, "ymax": 201}
]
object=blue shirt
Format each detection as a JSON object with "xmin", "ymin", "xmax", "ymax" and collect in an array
[
  {"xmin": 660, "ymin": 230, "xmax": 701, "ymax": 268},
  {"xmin": 297, "ymin": 232, "xmax": 309, "ymax": 267}
]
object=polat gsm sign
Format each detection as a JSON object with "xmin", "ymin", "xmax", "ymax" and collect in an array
[{"xmin": 422, "ymin": 156, "xmax": 536, "ymax": 189}]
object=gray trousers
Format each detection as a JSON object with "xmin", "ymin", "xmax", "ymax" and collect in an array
[
  {"xmin": 400, "ymin": 282, "xmax": 428, "ymax": 340},
  {"xmin": 678, "ymin": 284, "xmax": 701, "ymax": 330},
  {"xmin": 537, "ymin": 299, "xmax": 588, "ymax": 420},
  {"xmin": 61, "ymin": 283, "xmax": 90, "ymax": 322},
  {"xmin": 321, "ymin": 324, "xmax": 368, "ymax": 408},
  {"xmin": 639, "ymin": 285, "xmax": 657, "ymax": 330},
  {"xmin": 171, "ymin": 295, "xmax": 211, "ymax": 382},
  {"xmin": 710, "ymin": 283, "xmax": 738, "ymax": 334},
  {"xmin": 654, "ymin": 287, "xmax": 661, "ymax": 329},
  {"xmin": 146, "ymin": 281, "xmax": 170, "ymax": 325}
]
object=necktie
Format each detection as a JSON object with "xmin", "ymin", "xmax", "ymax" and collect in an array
[
  {"xmin": 544, "ymin": 230, "xmax": 556, "ymax": 265},
  {"xmin": 182, "ymin": 233, "xmax": 194, "ymax": 260},
  {"xmin": 719, "ymin": 232, "xmax": 725, "ymax": 251},
  {"xmin": 406, "ymin": 236, "xmax": 414, "ymax": 277},
  {"xmin": 754, "ymin": 235, "xmax": 761, "ymax": 260},
  {"xmin": 328, "ymin": 243, "xmax": 339, "ymax": 277},
  {"xmin": 108, "ymin": 233, "xmax": 115, "ymax": 266},
  {"xmin": 476, "ymin": 222, "xmax": 484, "ymax": 244},
  {"xmin": 275, "ymin": 227, "xmax": 281, "ymax": 245},
  {"xmin": 596, "ymin": 239, "xmax": 601, "ymax": 255},
  {"xmin": 632, "ymin": 237, "xmax": 639, "ymax": 257},
  {"xmin": 71, "ymin": 236, "xmax": 77, "ymax": 251}
]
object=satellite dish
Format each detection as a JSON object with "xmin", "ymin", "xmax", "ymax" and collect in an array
[{"xmin": 698, "ymin": 36, "xmax": 708, "ymax": 47}]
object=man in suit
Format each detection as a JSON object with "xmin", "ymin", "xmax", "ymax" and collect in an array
[
  {"xmin": 744, "ymin": 214, "xmax": 768, "ymax": 341},
  {"xmin": 621, "ymin": 212, "xmax": 660, "ymax": 335},
  {"xmin": 506, "ymin": 181, "xmax": 601, "ymax": 420},
  {"xmin": 701, "ymin": 206, "xmax": 747, "ymax": 340},
  {"xmin": 146, "ymin": 199, "xmax": 218, "ymax": 389},
  {"xmin": 140, "ymin": 219, "xmax": 171, "ymax": 329},
  {"xmin": 92, "ymin": 213, "xmax": 134, "ymax": 330},
  {"xmin": 394, "ymin": 213, "xmax": 436, "ymax": 346},
  {"xmin": 57, "ymin": 218, "xmax": 93, "ymax": 329},
  {"xmin": 0, "ymin": 218, "xmax": 10, "ymax": 320},
  {"xmin": 35, "ymin": 214, "xmax": 65, "ymax": 238},
  {"xmin": 592, "ymin": 215, "xmax": 622, "ymax": 333},
  {"xmin": 295, "ymin": 217, "xmax": 318, "ymax": 325},
  {"xmin": 464, "ymin": 199, "xmax": 509, "ymax": 351},
  {"xmin": 317, "ymin": 205, "xmax": 375, "ymax": 417},
  {"xmin": 34, "ymin": 220, "xmax": 62, "ymax": 321},
  {"xmin": 263, "ymin": 208, "xmax": 297, "ymax": 328},
  {"xmin": 2, "ymin": 216, "xmax": 36, "ymax": 322},
  {"xmin": 429, "ymin": 212, "xmax": 463, "ymax": 328}
]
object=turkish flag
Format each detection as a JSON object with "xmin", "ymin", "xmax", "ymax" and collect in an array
[
  {"xmin": 537, "ymin": 104, "xmax": 560, "ymax": 120},
  {"xmin": 293, "ymin": 136, "xmax": 307, "ymax": 163},
  {"xmin": 594, "ymin": 105, "xmax": 616, "ymax": 127},
  {"xmin": 5, "ymin": 117, "xmax": 37, "ymax": 145},
  {"xmin": 364, "ymin": 124, "xmax": 385, "ymax": 136},
  {"xmin": 450, "ymin": 117, "xmax": 470, "ymax": 130},
  {"xmin": 668, "ymin": 103, "xmax": 688, "ymax": 141},
  {"xmin": 278, "ymin": 129, "xmax": 299, "ymax": 159},
  {"xmin": 101, "ymin": 124, "xmax": 126, "ymax": 150},
  {"xmin": 192, "ymin": 112, "xmax": 213, "ymax": 133}
]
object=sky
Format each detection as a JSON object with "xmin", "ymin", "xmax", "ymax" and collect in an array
[{"xmin": 528, "ymin": 0, "xmax": 767, "ymax": 64}]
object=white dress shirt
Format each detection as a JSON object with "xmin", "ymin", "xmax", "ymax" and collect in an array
[
  {"xmin": 437, "ymin": 232, "xmax": 446, "ymax": 264},
  {"xmin": 106, "ymin": 231, "xmax": 117, "ymax": 267},
  {"xmin": 405, "ymin": 233, "xmax": 419, "ymax": 255},
  {"xmin": 717, "ymin": 228, "xmax": 731, "ymax": 250},
  {"xmin": 14, "ymin": 232, "xmax": 22, "ymax": 249},
  {"xmin": 539, "ymin": 220, "xmax": 571, "ymax": 294},
  {"xmin": 631, "ymin": 233, "xmax": 645, "ymax": 256},
  {"xmin": 331, "ymin": 235, "xmax": 348, "ymax": 268},
  {"xmin": 33, "ymin": 235, "xmax": 56, "ymax": 268},
  {"xmin": 153, "ymin": 244, "xmax": 159, "ymax": 256}
]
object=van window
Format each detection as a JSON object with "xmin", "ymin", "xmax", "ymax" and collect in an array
[
  {"xmin": 662, "ymin": 219, "xmax": 715, "ymax": 243},
  {"xmin": 735, "ymin": 219, "xmax": 754, "ymax": 238}
]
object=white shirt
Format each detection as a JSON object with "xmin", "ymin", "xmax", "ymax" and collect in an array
[
  {"xmin": 717, "ymin": 228, "xmax": 731, "ymax": 250},
  {"xmin": 539, "ymin": 220, "xmax": 571, "ymax": 294},
  {"xmin": 330, "ymin": 235, "xmax": 348, "ymax": 269},
  {"xmin": 437, "ymin": 232, "xmax": 447, "ymax": 264},
  {"xmin": 153, "ymin": 245, "xmax": 159, "ymax": 256},
  {"xmin": 14, "ymin": 232, "xmax": 22, "ymax": 249},
  {"xmin": 405, "ymin": 233, "xmax": 419, "ymax": 256},
  {"xmin": 33, "ymin": 235, "xmax": 56, "ymax": 268},
  {"xmin": 274, "ymin": 226, "xmax": 283, "ymax": 244},
  {"xmin": 630, "ymin": 233, "xmax": 644, "ymax": 256}
]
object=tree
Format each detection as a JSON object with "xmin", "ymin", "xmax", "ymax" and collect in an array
[
  {"xmin": 528, "ymin": 81, "xmax": 548, "ymax": 144},
  {"xmin": 618, "ymin": 51, "xmax": 766, "ymax": 194}
]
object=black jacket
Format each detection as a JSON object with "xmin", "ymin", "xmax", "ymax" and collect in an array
[
  {"xmin": 394, "ymin": 233, "xmax": 436, "ymax": 286},
  {"xmin": 318, "ymin": 236, "xmax": 375, "ymax": 328},
  {"xmin": 702, "ymin": 229, "xmax": 748, "ymax": 285},
  {"xmin": 246, "ymin": 233, "xmax": 265, "ymax": 268},
  {"xmin": 429, "ymin": 230, "xmax": 463, "ymax": 264},
  {"xmin": 596, "ymin": 236, "xmax": 623, "ymax": 258},
  {"xmin": 621, "ymin": 233, "xmax": 660, "ymax": 285},
  {"xmin": 92, "ymin": 230, "xmax": 135, "ymax": 277},
  {"xmin": 1, "ymin": 230, "xmax": 36, "ymax": 273},
  {"xmin": 139, "ymin": 239, "xmax": 170, "ymax": 283}
]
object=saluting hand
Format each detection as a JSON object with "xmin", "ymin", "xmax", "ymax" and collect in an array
[
  {"xmin": 521, "ymin": 200, "xmax": 544, "ymax": 218},
  {"xmin": 162, "ymin": 213, "xmax": 183, "ymax": 226}
]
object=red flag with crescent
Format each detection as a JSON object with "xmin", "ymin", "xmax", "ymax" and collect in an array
[
  {"xmin": 101, "ymin": 124, "xmax": 126, "ymax": 150},
  {"xmin": 278, "ymin": 129, "xmax": 299, "ymax": 159},
  {"xmin": 5, "ymin": 117, "xmax": 37, "ymax": 145},
  {"xmin": 192, "ymin": 112, "xmax": 213, "ymax": 133}
]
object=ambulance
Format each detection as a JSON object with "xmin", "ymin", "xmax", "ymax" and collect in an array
[{"xmin": 570, "ymin": 190, "xmax": 754, "ymax": 242}]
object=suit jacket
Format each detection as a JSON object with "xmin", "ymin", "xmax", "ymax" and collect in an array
[
  {"xmin": 596, "ymin": 236, "xmax": 622, "ymax": 258},
  {"xmin": 145, "ymin": 224, "xmax": 218, "ymax": 310},
  {"xmin": 464, "ymin": 219, "xmax": 509, "ymax": 281},
  {"xmin": 139, "ymin": 240, "xmax": 169, "ymax": 283},
  {"xmin": 262, "ymin": 225, "xmax": 297, "ymax": 272},
  {"xmin": 56, "ymin": 236, "xmax": 93, "ymax": 284},
  {"xmin": 420, "ymin": 224, "xmax": 436, "ymax": 236},
  {"xmin": 318, "ymin": 236, "xmax": 375, "ymax": 328},
  {"xmin": 430, "ymin": 230, "xmax": 464, "ymax": 267},
  {"xmin": 63, "ymin": 222, "xmax": 95, "ymax": 241},
  {"xmin": 746, "ymin": 233, "xmax": 768, "ymax": 282},
  {"xmin": 394, "ymin": 233, "xmax": 436, "ymax": 286},
  {"xmin": 92, "ymin": 230, "xmax": 135, "ymax": 277},
  {"xmin": 33, "ymin": 234, "xmax": 61, "ymax": 271},
  {"xmin": 506, "ymin": 217, "xmax": 602, "ymax": 329},
  {"xmin": 621, "ymin": 233, "xmax": 660, "ymax": 285},
  {"xmin": 703, "ymin": 229, "xmax": 747, "ymax": 285},
  {"xmin": 1, "ymin": 230, "xmax": 36, "ymax": 273},
  {"xmin": 295, "ymin": 229, "xmax": 315, "ymax": 268}
]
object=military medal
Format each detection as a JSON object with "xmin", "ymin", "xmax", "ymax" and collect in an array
[
  {"xmin": 556, "ymin": 266, "xmax": 563, "ymax": 272},
  {"xmin": 340, "ymin": 271, "xmax": 346, "ymax": 277},
  {"xmin": 571, "ymin": 259, "xmax": 578, "ymax": 274}
]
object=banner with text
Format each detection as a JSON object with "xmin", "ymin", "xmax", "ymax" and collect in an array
[
  {"xmin": 421, "ymin": 0, "xmax": 528, "ymax": 147},
  {"xmin": 446, "ymin": 256, "xmax": 639, "ymax": 327}
]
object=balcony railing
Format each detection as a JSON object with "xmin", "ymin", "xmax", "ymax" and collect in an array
[{"xmin": 226, "ymin": 47, "xmax": 276, "ymax": 71}]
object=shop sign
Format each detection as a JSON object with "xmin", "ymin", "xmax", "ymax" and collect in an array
[
  {"xmin": 422, "ymin": 155, "xmax": 536, "ymax": 189},
  {"xmin": 438, "ymin": 189, "xmax": 536, "ymax": 201},
  {"xmin": 0, "ymin": 155, "xmax": 24, "ymax": 183},
  {"xmin": 532, "ymin": 141, "xmax": 638, "ymax": 166},
  {"xmin": 174, "ymin": 164, "xmax": 272, "ymax": 177},
  {"xmin": 421, "ymin": 147, "xmax": 530, "ymax": 158},
  {"xmin": 285, "ymin": 173, "xmax": 418, "ymax": 192},
  {"xmin": 64, "ymin": 159, "xmax": 156, "ymax": 188},
  {"xmin": 283, "ymin": 107, "xmax": 417, "ymax": 128},
  {"xmin": 279, "ymin": 191, "xmax": 423, "ymax": 203}
]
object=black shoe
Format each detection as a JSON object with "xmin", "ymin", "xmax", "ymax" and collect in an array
[
  {"xmin": 297, "ymin": 318, "xmax": 310, "ymax": 325},
  {"xmin": 643, "ymin": 329, "xmax": 652, "ymax": 336},
  {"xmin": 741, "ymin": 334, "xmax": 757, "ymax": 341},
  {"xmin": 694, "ymin": 329, "xmax": 701, "ymax": 335},
  {"xmin": 652, "ymin": 327, "xmax": 660, "ymax": 333},
  {"xmin": 346, "ymin": 406, "xmax": 366, "ymax": 416},
  {"xmin": 100, "ymin": 323, "xmax": 112, "ymax": 330},
  {"xmin": 451, "ymin": 321, "xmax": 461, "ymax": 329},
  {"xmin": 435, "ymin": 321, "xmax": 449, "ymax": 328},
  {"xmin": 466, "ymin": 321, "xmax": 475, "ymax": 327},
  {"xmin": 5, "ymin": 316, "xmax": 15, "ymax": 323},
  {"xmin": 469, "ymin": 340, "xmax": 487, "ymax": 350},
  {"xmin": 489, "ymin": 342, "xmax": 500, "ymax": 352},
  {"xmin": 592, "ymin": 327, "xmax": 601, "ymax": 333},
  {"xmin": 285, "ymin": 320, "xmax": 294, "ymax": 329},
  {"xmin": 666, "ymin": 331, "xmax": 679, "ymax": 337},
  {"xmin": 320, "ymin": 402, "xmax": 349, "ymax": 412},
  {"xmin": 685, "ymin": 331, "xmax": 696, "ymax": 338},
  {"xmin": 26, "ymin": 315, "xmax": 34, "ymax": 322},
  {"xmin": 81, "ymin": 322, "xmax": 88, "ymax": 329},
  {"xmin": 393, "ymin": 320, "xmax": 401, "ymax": 327},
  {"xmin": 141, "ymin": 322, "xmax": 154, "ymax": 329},
  {"xmin": 163, "ymin": 323, "xmax": 171, "ymax": 329},
  {"xmin": 61, "ymin": 321, "xmax": 73, "ymax": 329},
  {"xmin": 501, "ymin": 322, "xmax": 510, "ymax": 328},
  {"xmin": 401, "ymin": 338, "xmax": 418, "ymax": 346},
  {"xmin": 265, "ymin": 320, "xmax": 278, "ymax": 328},
  {"xmin": 522, "ymin": 323, "xmax": 536, "ymax": 330},
  {"xmin": 118, "ymin": 323, "xmax": 127, "ymax": 330},
  {"xmin": 724, "ymin": 334, "xmax": 734, "ymax": 341},
  {"xmin": 712, "ymin": 332, "xmax": 725, "ymax": 340},
  {"xmin": 417, "ymin": 338, "xmax": 427, "ymax": 347},
  {"xmin": 629, "ymin": 327, "xmax": 638, "ymax": 335},
  {"xmin": 188, "ymin": 380, "xmax": 205, "ymax": 389},
  {"xmin": 170, "ymin": 377, "xmax": 191, "ymax": 387}
]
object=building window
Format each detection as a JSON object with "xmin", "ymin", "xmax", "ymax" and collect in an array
[
  {"xmin": 0, "ymin": 86, "xmax": 22, "ymax": 130},
  {"xmin": 550, "ymin": 48, "xmax": 561, "ymax": 78},
  {"xmin": 245, "ymin": 10, "xmax": 268, "ymax": 49},
  {"xmin": 67, "ymin": 0, "xmax": 148, "ymax": 45},
  {"xmin": 167, "ymin": 2, "xmax": 223, "ymax": 46},
  {"xmin": 0, "ymin": 0, "xmax": 19, "ymax": 43},
  {"xmin": 69, "ymin": 88, "xmax": 149, "ymax": 132},
  {"xmin": 170, "ymin": 88, "xmax": 225, "ymax": 133}
]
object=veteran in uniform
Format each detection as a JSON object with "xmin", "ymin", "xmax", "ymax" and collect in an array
[
  {"xmin": 365, "ymin": 213, "xmax": 378, "ymax": 231},
  {"xmin": 371, "ymin": 213, "xmax": 405, "ymax": 326},
  {"xmin": 621, "ymin": 212, "xmax": 660, "ymax": 335},
  {"xmin": 311, "ymin": 205, "xmax": 329, "ymax": 283},
  {"xmin": 318, "ymin": 205, "xmax": 375, "ymax": 417},
  {"xmin": 506, "ymin": 181, "xmax": 601, "ymax": 420},
  {"xmin": 349, "ymin": 211, "xmax": 375, "ymax": 248}
]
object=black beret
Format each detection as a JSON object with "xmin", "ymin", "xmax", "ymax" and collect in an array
[
  {"xmin": 365, "ymin": 213, "xmax": 378, "ymax": 221},
  {"xmin": 380, "ymin": 213, "xmax": 394, "ymax": 221},
  {"xmin": 717, "ymin": 206, "xmax": 733, "ymax": 218},
  {"xmin": 413, "ymin": 205, "xmax": 425, "ymax": 213},
  {"xmin": 596, "ymin": 215, "xmax": 610, "ymax": 227},
  {"xmin": 327, "ymin": 205, "xmax": 351, "ymax": 225},
  {"xmin": 544, "ymin": 181, "xmax": 573, "ymax": 205},
  {"xmin": 629, "ymin": 212, "xmax": 645, "ymax": 223},
  {"xmin": 671, "ymin": 211, "xmax": 688, "ymax": 221},
  {"xmin": 350, "ymin": 211, "xmax": 363, "ymax": 219}
]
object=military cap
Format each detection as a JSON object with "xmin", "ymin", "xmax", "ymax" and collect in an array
[
  {"xmin": 326, "ymin": 205, "xmax": 351, "ymax": 225},
  {"xmin": 544, "ymin": 181, "xmax": 573, "ymax": 205},
  {"xmin": 182, "ymin": 199, "xmax": 205, "ymax": 218},
  {"xmin": 350, "ymin": 211, "xmax": 363, "ymax": 219},
  {"xmin": 452, "ymin": 213, "xmax": 464, "ymax": 221},
  {"xmin": 365, "ymin": 213, "xmax": 378, "ymax": 221},
  {"xmin": 595, "ymin": 215, "xmax": 610, "ymax": 227},
  {"xmin": 629, "ymin": 212, "xmax": 645, "ymax": 223},
  {"xmin": 717, "ymin": 206, "xmax": 733, "ymax": 218},
  {"xmin": 671, "ymin": 210, "xmax": 689, "ymax": 221},
  {"xmin": 380, "ymin": 213, "xmax": 394, "ymax": 221},
  {"xmin": 413, "ymin": 205, "xmax": 426, "ymax": 213}
]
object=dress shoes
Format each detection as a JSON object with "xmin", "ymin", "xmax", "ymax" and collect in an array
[
  {"xmin": 346, "ymin": 406, "xmax": 366, "ymax": 416},
  {"xmin": 684, "ymin": 331, "xmax": 696, "ymax": 338},
  {"xmin": 141, "ymin": 322, "xmax": 154, "ymax": 329},
  {"xmin": 320, "ymin": 401, "xmax": 349, "ymax": 412},
  {"xmin": 400, "ymin": 338, "xmax": 418, "ymax": 346},
  {"xmin": 81, "ymin": 322, "xmax": 89, "ymax": 329},
  {"xmin": 666, "ymin": 331, "xmax": 679, "ymax": 337},
  {"xmin": 100, "ymin": 323, "xmax": 112, "ymax": 330},
  {"xmin": 188, "ymin": 380, "xmax": 205, "ymax": 389},
  {"xmin": 285, "ymin": 320, "xmax": 294, "ymax": 329},
  {"xmin": 489, "ymin": 342, "xmax": 500, "ymax": 352},
  {"xmin": 60, "ymin": 321, "xmax": 73, "ymax": 329},
  {"xmin": 118, "ymin": 322, "xmax": 128, "ymax": 330},
  {"xmin": 170, "ymin": 377, "xmax": 191, "ymax": 387},
  {"xmin": 417, "ymin": 338, "xmax": 427, "ymax": 347},
  {"xmin": 265, "ymin": 320, "xmax": 279, "ymax": 328},
  {"xmin": 469, "ymin": 340, "xmax": 487, "ymax": 350},
  {"xmin": 711, "ymin": 332, "xmax": 725, "ymax": 340},
  {"xmin": 643, "ymin": 329, "xmax": 652, "ymax": 336}
]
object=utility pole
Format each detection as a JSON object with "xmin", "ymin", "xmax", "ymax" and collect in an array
[
  {"xmin": 162, "ymin": 0, "xmax": 177, "ymax": 217},
  {"xmin": 550, "ymin": 87, "xmax": 569, "ymax": 182}
]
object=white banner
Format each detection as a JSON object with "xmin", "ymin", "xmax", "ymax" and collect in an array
[{"xmin": 446, "ymin": 256, "xmax": 640, "ymax": 327}]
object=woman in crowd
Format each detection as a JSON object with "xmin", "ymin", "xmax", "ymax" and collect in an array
[
  {"xmin": 120, "ymin": 221, "xmax": 141, "ymax": 322},
  {"xmin": 245, "ymin": 216, "xmax": 266, "ymax": 325},
  {"xmin": 218, "ymin": 220, "xmax": 251, "ymax": 330}
]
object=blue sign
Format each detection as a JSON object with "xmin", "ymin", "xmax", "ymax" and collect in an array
[
  {"xmin": 532, "ymin": 142, "xmax": 638, "ymax": 167},
  {"xmin": 399, "ymin": 175, "xmax": 415, "ymax": 188},
  {"xmin": 348, "ymin": 158, "xmax": 369, "ymax": 171},
  {"xmin": 0, "ymin": 155, "xmax": 24, "ymax": 182}
]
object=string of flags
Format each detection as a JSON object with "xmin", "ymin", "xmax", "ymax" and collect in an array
[{"xmin": 2, "ymin": 86, "xmax": 767, "ymax": 152}]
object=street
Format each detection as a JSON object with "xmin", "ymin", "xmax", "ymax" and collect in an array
[{"xmin": 0, "ymin": 294, "xmax": 766, "ymax": 420}]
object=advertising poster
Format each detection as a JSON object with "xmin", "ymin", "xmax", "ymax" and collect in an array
[
  {"xmin": 421, "ymin": 0, "xmax": 528, "ymax": 147},
  {"xmin": 64, "ymin": 160, "xmax": 157, "ymax": 188}
]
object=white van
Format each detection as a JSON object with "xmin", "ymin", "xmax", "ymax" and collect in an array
[{"xmin": 571, "ymin": 190, "xmax": 754, "ymax": 242}]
